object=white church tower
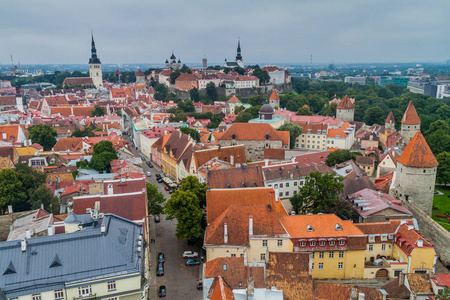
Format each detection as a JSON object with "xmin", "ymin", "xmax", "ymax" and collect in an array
[{"xmin": 89, "ymin": 32, "xmax": 103, "ymax": 89}]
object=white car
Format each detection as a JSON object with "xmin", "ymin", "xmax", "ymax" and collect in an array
[
  {"xmin": 183, "ymin": 251, "xmax": 198, "ymax": 258},
  {"xmin": 147, "ymin": 172, "xmax": 151, "ymax": 177}
]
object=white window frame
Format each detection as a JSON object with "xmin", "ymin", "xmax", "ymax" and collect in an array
[
  {"xmin": 318, "ymin": 263, "xmax": 324, "ymax": 270},
  {"xmin": 329, "ymin": 240, "xmax": 335, "ymax": 246},
  {"xmin": 368, "ymin": 245, "xmax": 374, "ymax": 251},
  {"xmin": 300, "ymin": 241, "xmax": 306, "ymax": 247},
  {"xmin": 319, "ymin": 241, "xmax": 325, "ymax": 246},
  {"xmin": 368, "ymin": 235, "xmax": 375, "ymax": 243},
  {"xmin": 79, "ymin": 285, "xmax": 92, "ymax": 297},
  {"xmin": 310, "ymin": 241, "xmax": 316, "ymax": 246},
  {"xmin": 107, "ymin": 280, "xmax": 117, "ymax": 291},
  {"xmin": 277, "ymin": 240, "xmax": 283, "ymax": 247},
  {"xmin": 382, "ymin": 244, "xmax": 386, "ymax": 251},
  {"xmin": 339, "ymin": 240, "xmax": 345, "ymax": 246},
  {"xmin": 54, "ymin": 289, "xmax": 64, "ymax": 299},
  {"xmin": 262, "ymin": 240, "xmax": 268, "ymax": 247},
  {"xmin": 339, "ymin": 251, "xmax": 344, "ymax": 258},
  {"xmin": 329, "ymin": 251, "xmax": 334, "ymax": 258},
  {"xmin": 32, "ymin": 294, "xmax": 41, "ymax": 300},
  {"xmin": 319, "ymin": 252, "xmax": 324, "ymax": 259},
  {"xmin": 260, "ymin": 253, "xmax": 266, "ymax": 261},
  {"xmin": 338, "ymin": 262, "xmax": 343, "ymax": 269}
]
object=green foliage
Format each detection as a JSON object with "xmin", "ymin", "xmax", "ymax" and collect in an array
[
  {"xmin": 425, "ymin": 120, "xmax": 450, "ymax": 155},
  {"xmin": 252, "ymin": 67, "xmax": 270, "ymax": 85},
  {"xmin": 177, "ymin": 99, "xmax": 195, "ymax": 113},
  {"xmin": 72, "ymin": 127, "xmax": 95, "ymax": 137},
  {"xmin": 233, "ymin": 67, "xmax": 245, "ymax": 75},
  {"xmin": 147, "ymin": 182, "xmax": 165, "ymax": 215},
  {"xmin": 363, "ymin": 106, "xmax": 386, "ymax": 125},
  {"xmin": 169, "ymin": 111, "xmax": 188, "ymax": 122},
  {"xmin": 248, "ymin": 95, "xmax": 265, "ymax": 106},
  {"xmin": 28, "ymin": 184, "xmax": 60, "ymax": 214},
  {"xmin": 165, "ymin": 190, "xmax": 203, "ymax": 239},
  {"xmin": 170, "ymin": 70, "xmax": 181, "ymax": 84},
  {"xmin": 437, "ymin": 152, "xmax": 450, "ymax": 186},
  {"xmin": 290, "ymin": 171, "xmax": 350, "ymax": 219},
  {"xmin": 180, "ymin": 127, "xmax": 201, "ymax": 142},
  {"xmin": 91, "ymin": 105, "xmax": 105, "ymax": 117},
  {"xmin": 0, "ymin": 169, "xmax": 27, "ymax": 213},
  {"xmin": 235, "ymin": 105, "xmax": 245, "ymax": 114},
  {"xmin": 277, "ymin": 123, "xmax": 303, "ymax": 149},
  {"xmin": 180, "ymin": 64, "xmax": 192, "ymax": 74},
  {"xmin": 89, "ymin": 141, "xmax": 118, "ymax": 172},
  {"xmin": 178, "ymin": 176, "xmax": 208, "ymax": 207},
  {"xmin": 206, "ymin": 82, "xmax": 218, "ymax": 101},
  {"xmin": 326, "ymin": 150, "xmax": 361, "ymax": 166},
  {"xmin": 436, "ymin": 286, "xmax": 450, "ymax": 300},
  {"xmin": 236, "ymin": 105, "xmax": 261, "ymax": 123},
  {"xmin": 29, "ymin": 124, "xmax": 57, "ymax": 151},
  {"xmin": 190, "ymin": 87, "xmax": 200, "ymax": 101},
  {"xmin": 297, "ymin": 107, "xmax": 313, "ymax": 116}
]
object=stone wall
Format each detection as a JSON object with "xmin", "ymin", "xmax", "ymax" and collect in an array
[
  {"xmin": 401, "ymin": 200, "xmax": 450, "ymax": 267},
  {"xmin": 401, "ymin": 123, "xmax": 420, "ymax": 144},
  {"xmin": 336, "ymin": 108, "xmax": 354, "ymax": 122}
]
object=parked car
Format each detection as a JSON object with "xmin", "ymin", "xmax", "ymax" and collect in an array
[
  {"xmin": 165, "ymin": 186, "xmax": 170, "ymax": 191},
  {"xmin": 156, "ymin": 262, "xmax": 164, "ymax": 276},
  {"xmin": 158, "ymin": 285, "xmax": 166, "ymax": 298},
  {"xmin": 185, "ymin": 259, "xmax": 201, "ymax": 266},
  {"xmin": 155, "ymin": 174, "xmax": 161, "ymax": 178},
  {"xmin": 197, "ymin": 282, "xmax": 203, "ymax": 290},
  {"xmin": 157, "ymin": 178, "xmax": 163, "ymax": 183},
  {"xmin": 147, "ymin": 172, "xmax": 152, "ymax": 177},
  {"xmin": 158, "ymin": 252, "xmax": 165, "ymax": 263},
  {"xmin": 148, "ymin": 163, "xmax": 154, "ymax": 168},
  {"xmin": 183, "ymin": 251, "xmax": 198, "ymax": 258},
  {"xmin": 141, "ymin": 157, "xmax": 146, "ymax": 161},
  {"xmin": 146, "ymin": 161, "xmax": 151, "ymax": 167},
  {"xmin": 154, "ymin": 215, "xmax": 160, "ymax": 223},
  {"xmin": 169, "ymin": 188, "xmax": 175, "ymax": 194}
]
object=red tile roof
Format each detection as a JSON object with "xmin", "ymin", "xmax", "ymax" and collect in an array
[
  {"xmin": 336, "ymin": 95, "xmax": 354, "ymax": 109},
  {"xmin": 263, "ymin": 148, "xmax": 285, "ymax": 159},
  {"xmin": 396, "ymin": 132, "xmax": 438, "ymax": 168},
  {"xmin": 205, "ymin": 205, "xmax": 288, "ymax": 246},
  {"xmin": 51, "ymin": 106, "xmax": 95, "ymax": 117},
  {"xmin": 135, "ymin": 69, "xmax": 145, "ymax": 76},
  {"xmin": 433, "ymin": 274, "xmax": 450, "ymax": 288},
  {"xmin": 62, "ymin": 77, "xmax": 94, "ymax": 86},
  {"xmin": 402, "ymin": 101, "xmax": 421, "ymax": 125},
  {"xmin": 0, "ymin": 95, "xmax": 16, "ymax": 106},
  {"xmin": 206, "ymin": 187, "xmax": 287, "ymax": 224},
  {"xmin": 208, "ymin": 276, "xmax": 235, "ymax": 300},
  {"xmin": 385, "ymin": 111, "xmax": 395, "ymax": 123},
  {"xmin": 313, "ymin": 282, "xmax": 384, "ymax": 300},
  {"xmin": 52, "ymin": 137, "xmax": 83, "ymax": 152},
  {"xmin": 207, "ymin": 165, "xmax": 264, "ymax": 189},
  {"xmin": 44, "ymin": 95, "xmax": 69, "ymax": 106},
  {"xmin": 219, "ymin": 123, "xmax": 284, "ymax": 141},
  {"xmin": 269, "ymin": 90, "xmax": 279, "ymax": 101}
]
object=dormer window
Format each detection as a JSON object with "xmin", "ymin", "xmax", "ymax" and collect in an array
[
  {"xmin": 335, "ymin": 224, "xmax": 342, "ymax": 231},
  {"xmin": 381, "ymin": 234, "xmax": 388, "ymax": 241},
  {"xmin": 231, "ymin": 133, "xmax": 236, "ymax": 140},
  {"xmin": 265, "ymin": 133, "xmax": 270, "ymax": 140},
  {"xmin": 339, "ymin": 240, "xmax": 345, "ymax": 246},
  {"xmin": 368, "ymin": 236, "xmax": 375, "ymax": 243},
  {"xmin": 307, "ymin": 225, "xmax": 313, "ymax": 232}
]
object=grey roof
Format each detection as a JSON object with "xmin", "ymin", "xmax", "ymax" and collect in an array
[
  {"xmin": 225, "ymin": 62, "xmax": 239, "ymax": 67},
  {"xmin": 0, "ymin": 214, "xmax": 143, "ymax": 298}
]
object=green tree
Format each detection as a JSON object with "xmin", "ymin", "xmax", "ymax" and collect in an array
[
  {"xmin": 91, "ymin": 105, "xmax": 105, "ymax": 117},
  {"xmin": 364, "ymin": 107, "xmax": 386, "ymax": 125},
  {"xmin": 169, "ymin": 111, "xmax": 188, "ymax": 122},
  {"xmin": 180, "ymin": 64, "xmax": 192, "ymax": 74},
  {"xmin": 178, "ymin": 176, "xmax": 208, "ymax": 207},
  {"xmin": 147, "ymin": 182, "xmax": 165, "ymax": 215},
  {"xmin": 28, "ymin": 124, "xmax": 57, "ymax": 151},
  {"xmin": 206, "ymin": 82, "xmax": 218, "ymax": 101},
  {"xmin": 425, "ymin": 120, "xmax": 450, "ymax": 155},
  {"xmin": 190, "ymin": 87, "xmax": 200, "ymax": 101},
  {"xmin": 436, "ymin": 152, "xmax": 450, "ymax": 186},
  {"xmin": 253, "ymin": 68, "xmax": 270, "ymax": 85},
  {"xmin": 180, "ymin": 127, "xmax": 201, "ymax": 142},
  {"xmin": 164, "ymin": 190, "xmax": 203, "ymax": 239},
  {"xmin": 290, "ymin": 171, "xmax": 344, "ymax": 215},
  {"xmin": 436, "ymin": 287, "xmax": 450, "ymax": 300},
  {"xmin": 29, "ymin": 184, "xmax": 60, "ymax": 214},
  {"xmin": 235, "ymin": 105, "xmax": 245, "ymax": 114},
  {"xmin": 233, "ymin": 67, "xmax": 245, "ymax": 75},
  {"xmin": 90, "ymin": 141, "xmax": 118, "ymax": 172},
  {"xmin": 72, "ymin": 127, "xmax": 95, "ymax": 137},
  {"xmin": 170, "ymin": 70, "xmax": 181, "ymax": 84},
  {"xmin": 297, "ymin": 106, "xmax": 314, "ymax": 116},
  {"xmin": 0, "ymin": 169, "xmax": 27, "ymax": 213},
  {"xmin": 177, "ymin": 99, "xmax": 195, "ymax": 113},
  {"xmin": 277, "ymin": 123, "xmax": 303, "ymax": 149},
  {"xmin": 325, "ymin": 150, "xmax": 360, "ymax": 167}
]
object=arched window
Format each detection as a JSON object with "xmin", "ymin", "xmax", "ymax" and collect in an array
[{"xmin": 265, "ymin": 134, "xmax": 270, "ymax": 140}]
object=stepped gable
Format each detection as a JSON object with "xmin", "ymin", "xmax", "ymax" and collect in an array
[
  {"xmin": 385, "ymin": 111, "xmax": 395, "ymax": 123},
  {"xmin": 396, "ymin": 131, "xmax": 438, "ymax": 168},
  {"xmin": 269, "ymin": 89, "xmax": 279, "ymax": 100},
  {"xmin": 336, "ymin": 95, "xmax": 354, "ymax": 109},
  {"xmin": 402, "ymin": 101, "xmax": 421, "ymax": 125}
]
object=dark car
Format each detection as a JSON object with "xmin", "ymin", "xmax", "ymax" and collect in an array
[
  {"xmin": 158, "ymin": 285, "xmax": 166, "ymax": 298},
  {"xmin": 185, "ymin": 259, "xmax": 201, "ymax": 266},
  {"xmin": 165, "ymin": 186, "xmax": 170, "ymax": 191},
  {"xmin": 156, "ymin": 173, "xmax": 161, "ymax": 178},
  {"xmin": 146, "ymin": 161, "xmax": 151, "ymax": 167},
  {"xmin": 169, "ymin": 188, "xmax": 175, "ymax": 194},
  {"xmin": 197, "ymin": 282, "xmax": 203, "ymax": 290},
  {"xmin": 148, "ymin": 163, "xmax": 154, "ymax": 168},
  {"xmin": 157, "ymin": 178, "xmax": 163, "ymax": 183},
  {"xmin": 154, "ymin": 215, "xmax": 160, "ymax": 223},
  {"xmin": 156, "ymin": 262, "xmax": 164, "ymax": 276},
  {"xmin": 158, "ymin": 252, "xmax": 165, "ymax": 263}
]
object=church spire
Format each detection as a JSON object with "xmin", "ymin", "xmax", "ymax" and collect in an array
[
  {"xmin": 89, "ymin": 30, "xmax": 101, "ymax": 64},
  {"xmin": 235, "ymin": 38, "xmax": 242, "ymax": 61}
]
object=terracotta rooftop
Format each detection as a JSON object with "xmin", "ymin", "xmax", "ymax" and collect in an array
[
  {"xmin": 406, "ymin": 273, "xmax": 434, "ymax": 295},
  {"xmin": 381, "ymin": 278, "xmax": 410, "ymax": 299},
  {"xmin": 278, "ymin": 214, "xmax": 365, "ymax": 238},
  {"xmin": 433, "ymin": 274, "xmax": 450, "ymax": 288},
  {"xmin": 385, "ymin": 111, "xmax": 395, "ymax": 123},
  {"xmin": 208, "ymin": 276, "xmax": 235, "ymax": 300},
  {"xmin": 355, "ymin": 155, "xmax": 376, "ymax": 166},
  {"xmin": 206, "ymin": 187, "xmax": 287, "ymax": 224},
  {"xmin": 402, "ymin": 101, "xmax": 421, "ymax": 125},
  {"xmin": 193, "ymin": 145, "xmax": 246, "ymax": 169},
  {"xmin": 62, "ymin": 77, "xmax": 94, "ymax": 86},
  {"xmin": 263, "ymin": 148, "xmax": 285, "ymax": 159},
  {"xmin": 0, "ymin": 95, "xmax": 16, "ymax": 106},
  {"xmin": 269, "ymin": 89, "xmax": 279, "ymax": 101},
  {"xmin": 396, "ymin": 131, "xmax": 438, "ymax": 168},
  {"xmin": 219, "ymin": 123, "xmax": 284, "ymax": 141},
  {"xmin": 313, "ymin": 282, "xmax": 384, "ymax": 300},
  {"xmin": 355, "ymin": 219, "xmax": 410, "ymax": 235},
  {"xmin": 52, "ymin": 137, "xmax": 83, "ymax": 152},
  {"xmin": 205, "ymin": 205, "xmax": 288, "ymax": 246},
  {"xmin": 263, "ymin": 164, "xmax": 333, "ymax": 181},
  {"xmin": 336, "ymin": 95, "xmax": 354, "ymax": 109},
  {"xmin": 204, "ymin": 257, "xmax": 265, "ymax": 290},
  {"xmin": 207, "ymin": 165, "xmax": 264, "ymax": 189}
]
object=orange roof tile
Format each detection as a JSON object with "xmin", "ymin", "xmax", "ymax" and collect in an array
[
  {"xmin": 278, "ymin": 214, "xmax": 364, "ymax": 238},
  {"xmin": 327, "ymin": 122, "xmax": 351, "ymax": 138},
  {"xmin": 208, "ymin": 276, "xmax": 235, "ymax": 300},
  {"xmin": 193, "ymin": 145, "xmax": 246, "ymax": 168},
  {"xmin": 336, "ymin": 95, "xmax": 354, "ymax": 109},
  {"xmin": 269, "ymin": 90, "xmax": 279, "ymax": 101},
  {"xmin": 226, "ymin": 96, "xmax": 241, "ymax": 104},
  {"xmin": 401, "ymin": 101, "xmax": 421, "ymax": 125},
  {"xmin": 219, "ymin": 123, "xmax": 284, "ymax": 141},
  {"xmin": 206, "ymin": 187, "xmax": 287, "ymax": 224},
  {"xmin": 385, "ymin": 111, "xmax": 395, "ymax": 123},
  {"xmin": 396, "ymin": 131, "xmax": 438, "ymax": 168}
]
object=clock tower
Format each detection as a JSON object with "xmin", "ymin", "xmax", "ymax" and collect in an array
[{"xmin": 89, "ymin": 32, "xmax": 103, "ymax": 89}]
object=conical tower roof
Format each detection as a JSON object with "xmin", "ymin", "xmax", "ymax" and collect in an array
[
  {"xmin": 385, "ymin": 111, "xmax": 395, "ymax": 123},
  {"xmin": 401, "ymin": 101, "xmax": 421, "ymax": 125},
  {"xmin": 337, "ymin": 95, "xmax": 354, "ymax": 109},
  {"xmin": 269, "ymin": 90, "xmax": 279, "ymax": 101},
  {"xmin": 114, "ymin": 69, "xmax": 121, "ymax": 75},
  {"xmin": 397, "ymin": 131, "xmax": 438, "ymax": 168}
]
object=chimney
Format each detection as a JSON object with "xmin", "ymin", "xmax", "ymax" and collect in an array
[
  {"xmin": 79, "ymin": 184, "xmax": 83, "ymax": 196},
  {"xmin": 247, "ymin": 277, "xmax": 255, "ymax": 298},
  {"xmin": 249, "ymin": 216, "xmax": 253, "ymax": 236},
  {"xmin": 101, "ymin": 223, "xmax": 106, "ymax": 233},
  {"xmin": 275, "ymin": 188, "xmax": 279, "ymax": 202},
  {"xmin": 351, "ymin": 288, "xmax": 358, "ymax": 300},
  {"xmin": 40, "ymin": 203, "xmax": 44, "ymax": 210},
  {"xmin": 230, "ymin": 155, "xmax": 234, "ymax": 165},
  {"xmin": 224, "ymin": 223, "xmax": 228, "ymax": 244},
  {"xmin": 21, "ymin": 239, "xmax": 26, "ymax": 252},
  {"xmin": 399, "ymin": 272, "xmax": 405, "ymax": 286},
  {"xmin": 264, "ymin": 159, "xmax": 269, "ymax": 167},
  {"xmin": 25, "ymin": 228, "xmax": 31, "ymax": 239},
  {"xmin": 358, "ymin": 293, "xmax": 365, "ymax": 300},
  {"xmin": 47, "ymin": 225, "xmax": 54, "ymax": 236},
  {"xmin": 417, "ymin": 240, "xmax": 423, "ymax": 247}
]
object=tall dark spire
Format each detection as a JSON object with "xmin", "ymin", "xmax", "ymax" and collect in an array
[
  {"xmin": 235, "ymin": 38, "xmax": 242, "ymax": 61},
  {"xmin": 89, "ymin": 31, "xmax": 101, "ymax": 64}
]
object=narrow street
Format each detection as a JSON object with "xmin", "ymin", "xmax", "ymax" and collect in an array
[{"xmin": 128, "ymin": 140, "xmax": 202, "ymax": 299}]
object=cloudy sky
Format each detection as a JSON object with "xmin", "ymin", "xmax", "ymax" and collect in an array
[{"xmin": 1, "ymin": 0, "xmax": 449, "ymax": 65}]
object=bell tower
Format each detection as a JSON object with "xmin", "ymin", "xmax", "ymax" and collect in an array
[{"xmin": 89, "ymin": 31, "xmax": 103, "ymax": 89}]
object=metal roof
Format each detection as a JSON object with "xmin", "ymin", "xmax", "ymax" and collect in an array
[{"xmin": 0, "ymin": 214, "xmax": 143, "ymax": 298}]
